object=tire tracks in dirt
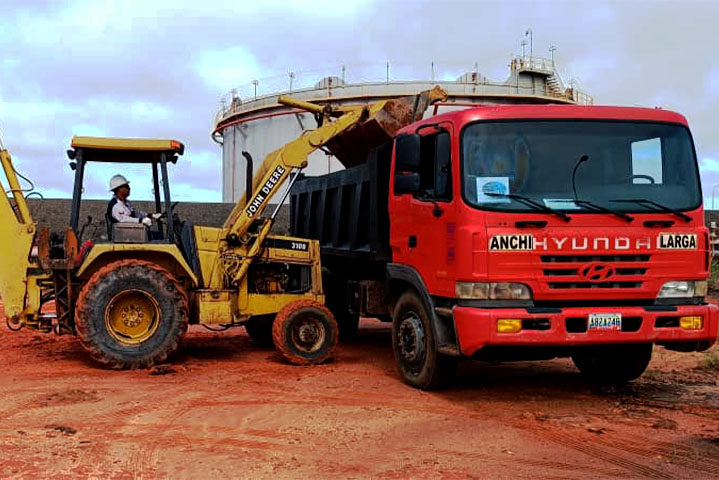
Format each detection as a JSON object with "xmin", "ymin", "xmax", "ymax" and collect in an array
[{"xmin": 242, "ymin": 387, "xmax": 719, "ymax": 478}]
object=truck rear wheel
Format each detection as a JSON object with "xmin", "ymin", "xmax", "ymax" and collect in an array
[
  {"xmin": 392, "ymin": 291, "xmax": 456, "ymax": 390},
  {"xmin": 322, "ymin": 272, "xmax": 360, "ymax": 341},
  {"xmin": 244, "ymin": 315, "xmax": 275, "ymax": 347},
  {"xmin": 75, "ymin": 259, "xmax": 188, "ymax": 369},
  {"xmin": 571, "ymin": 343, "xmax": 653, "ymax": 384},
  {"xmin": 272, "ymin": 300, "xmax": 338, "ymax": 365}
]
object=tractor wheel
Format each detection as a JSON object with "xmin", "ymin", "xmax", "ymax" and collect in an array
[
  {"xmin": 75, "ymin": 259, "xmax": 188, "ymax": 369},
  {"xmin": 272, "ymin": 300, "xmax": 338, "ymax": 365},
  {"xmin": 244, "ymin": 315, "xmax": 275, "ymax": 347},
  {"xmin": 571, "ymin": 343, "xmax": 653, "ymax": 384},
  {"xmin": 392, "ymin": 291, "xmax": 457, "ymax": 390}
]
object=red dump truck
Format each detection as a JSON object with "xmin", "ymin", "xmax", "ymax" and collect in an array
[{"xmin": 290, "ymin": 104, "xmax": 718, "ymax": 389}]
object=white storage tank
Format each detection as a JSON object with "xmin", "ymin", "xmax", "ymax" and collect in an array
[{"xmin": 212, "ymin": 57, "xmax": 592, "ymax": 203}]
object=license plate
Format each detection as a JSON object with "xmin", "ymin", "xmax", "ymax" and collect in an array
[{"xmin": 588, "ymin": 313, "xmax": 622, "ymax": 331}]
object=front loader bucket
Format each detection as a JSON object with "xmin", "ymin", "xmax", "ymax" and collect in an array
[{"xmin": 325, "ymin": 85, "xmax": 447, "ymax": 168}]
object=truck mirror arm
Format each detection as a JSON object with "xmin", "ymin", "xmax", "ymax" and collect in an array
[{"xmin": 417, "ymin": 191, "xmax": 445, "ymax": 218}]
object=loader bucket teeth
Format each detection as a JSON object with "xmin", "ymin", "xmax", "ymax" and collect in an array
[{"xmin": 325, "ymin": 87, "xmax": 447, "ymax": 168}]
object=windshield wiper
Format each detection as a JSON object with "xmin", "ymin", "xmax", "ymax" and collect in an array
[
  {"xmin": 609, "ymin": 199, "xmax": 692, "ymax": 222},
  {"xmin": 485, "ymin": 192, "xmax": 571, "ymax": 222},
  {"xmin": 573, "ymin": 200, "xmax": 634, "ymax": 222}
]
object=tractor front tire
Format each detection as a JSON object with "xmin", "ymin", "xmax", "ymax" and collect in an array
[
  {"xmin": 272, "ymin": 300, "xmax": 338, "ymax": 365},
  {"xmin": 75, "ymin": 259, "xmax": 188, "ymax": 369}
]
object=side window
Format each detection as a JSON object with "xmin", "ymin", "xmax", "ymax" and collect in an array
[
  {"xmin": 417, "ymin": 131, "xmax": 452, "ymax": 201},
  {"xmin": 631, "ymin": 137, "xmax": 663, "ymax": 184}
]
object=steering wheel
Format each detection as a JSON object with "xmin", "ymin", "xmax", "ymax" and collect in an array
[
  {"xmin": 156, "ymin": 202, "xmax": 180, "ymax": 219},
  {"xmin": 632, "ymin": 174, "xmax": 655, "ymax": 184}
]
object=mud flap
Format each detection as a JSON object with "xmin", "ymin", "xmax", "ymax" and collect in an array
[{"xmin": 386, "ymin": 263, "xmax": 459, "ymax": 356}]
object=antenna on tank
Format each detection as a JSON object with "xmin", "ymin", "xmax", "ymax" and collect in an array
[{"xmin": 525, "ymin": 28, "xmax": 533, "ymax": 60}]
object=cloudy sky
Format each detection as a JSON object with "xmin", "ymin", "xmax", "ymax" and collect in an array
[{"xmin": 1, "ymin": 0, "xmax": 718, "ymax": 206}]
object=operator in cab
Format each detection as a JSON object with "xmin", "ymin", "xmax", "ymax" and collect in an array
[{"xmin": 107, "ymin": 174, "xmax": 160, "ymax": 227}]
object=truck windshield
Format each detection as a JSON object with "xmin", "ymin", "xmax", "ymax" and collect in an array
[{"xmin": 461, "ymin": 121, "xmax": 701, "ymax": 213}]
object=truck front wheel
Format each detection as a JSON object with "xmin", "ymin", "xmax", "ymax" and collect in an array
[
  {"xmin": 571, "ymin": 343, "xmax": 653, "ymax": 384},
  {"xmin": 392, "ymin": 291, "xmax": 457, "ymax": 390},
  {"xmin": 75, "ymin": 260, "xmax": 188, "ymax": 369}
]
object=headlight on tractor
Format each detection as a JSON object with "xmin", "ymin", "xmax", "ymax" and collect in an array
[
  {"xmin": 656, "ymin": 280, "xmax": 707, "ymax": 299},
  {"xmin": 456, "ymin": 282, "xmax": 532, "ymax": 300}
]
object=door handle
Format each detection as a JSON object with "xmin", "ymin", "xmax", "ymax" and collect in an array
[
  {"xmin": 644, "ymin": 220, "xmax": 674, "ymax": 228},
  {"xmin": 408, "ymin": 235, "xmax": 417, "ymax": 248},
  {"xmin": 515, "ymin": 220, "xmax": 548, "ymax": 228}
]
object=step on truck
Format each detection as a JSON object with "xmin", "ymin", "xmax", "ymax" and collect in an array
[{"xmin": 290, "ymin": 103, "xmax": 719, "ymax": 389}]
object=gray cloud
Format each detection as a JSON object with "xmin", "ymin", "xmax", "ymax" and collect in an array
[{"xmin": 1, "ymin": 0, "xmax": 718, "ymax": 206}]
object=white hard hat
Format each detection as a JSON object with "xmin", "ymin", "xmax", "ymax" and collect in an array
[{"xmin": 109, "ymin": 174, "xmax": 130, "ymax": 192}]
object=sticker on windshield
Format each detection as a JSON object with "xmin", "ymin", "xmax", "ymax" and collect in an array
[
  {"xmin": 476, "ymin": 177, "xmax": 510, "ymax": 203},
  {"xmin": 543, "ymin": 198, "xmax": 581, "ymax": 210}
]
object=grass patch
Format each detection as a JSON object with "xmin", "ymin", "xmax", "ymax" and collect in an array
[
  {"xmin": 700, "ymin": 349, "xmax": 719, "ymax": 370},
  {"xmin": 710, "ymin": 257, "xmax": 719, "ymax": 294}
]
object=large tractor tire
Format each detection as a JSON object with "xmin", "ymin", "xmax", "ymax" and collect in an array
[
  {"xmin": 392, "ymin": 291, "xmax": 457, "ymax": 390},
  {"xmin": 571, "ymin": 343, "xmax": 653, "ymax": 384},
  {"xmin": 75, "ymin": 259, "xmax": 189, "ymax": 369},
  {"xmin": 272, "ymin": 300, "xmax": 338, "ymax": 365},
  {"xmin": 244, "ymin": 315, "xmax": 275, "ymax": 347}
]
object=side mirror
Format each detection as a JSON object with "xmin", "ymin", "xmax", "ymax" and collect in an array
[
  {"xmin": 394, "ymin": 173, "xmax": 421, "ymax": 194},
  {"xmin": 395, "ymin": 134, "xmax": 421, "ymax": 172}
]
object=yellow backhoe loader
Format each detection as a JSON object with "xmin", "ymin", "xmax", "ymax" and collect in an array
[{"xmin": 0, "ymin": 88, "xmax": 446, "ymax": 368}]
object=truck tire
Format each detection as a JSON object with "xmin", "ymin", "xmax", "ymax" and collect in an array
[
  {"xmin": 337, "ymin": 313, "xmax": 360, "ymax": 341},
  {"xmin": 392, "ymin": 291, "xmax": 457, "ymax": 390},
  {"xmin": 244, "ymin": 316, "xmax": 274, "ymax": 347},
  {"xmin": 322, "ymin": 272, "xmax": 359, "ymax": 341},
  {"xmin": 272, "ymin": 300, "xmax": 338, "ymax": 365},
  {"xmin": 571, "ymin": 343, "xmax": 653, "ymax": 384},
  {"xmin": 75, "ymin": 259, "xmax": 188, "ymax": 369}
]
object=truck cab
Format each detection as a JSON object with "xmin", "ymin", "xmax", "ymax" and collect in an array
[{"xmin": 292, "ymin": 104, "xmax": 719, "ymax": 389}]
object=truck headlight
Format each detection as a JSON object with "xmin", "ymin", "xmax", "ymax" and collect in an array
[
  {"xmin": 656, "ymin": 280, "xmax": 707, "ymax": 298},
  {"xmin": 456, "ymin": 282, "xmax": 532, "ymax": 300}
]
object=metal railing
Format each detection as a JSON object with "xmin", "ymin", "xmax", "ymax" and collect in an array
[{"xmin": 213, "ymin": 59, "xmax": 594, "ymax": 126}]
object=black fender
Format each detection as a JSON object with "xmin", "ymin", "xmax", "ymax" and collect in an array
[{"xmin": 386, "ymin": 263, "xmax": 459, "ymax": 356}]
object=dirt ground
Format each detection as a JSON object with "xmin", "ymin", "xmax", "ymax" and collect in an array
[{"xmin": 1, "ymin": 309, "xmax": 718, "ymax": 479}]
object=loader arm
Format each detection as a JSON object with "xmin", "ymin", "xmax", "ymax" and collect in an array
[
  {"xmin": 219, "ymin": 88, "xmax": 446, "ymax": 287},
  {"xmin": 222, "ymin": 99, "xmax": 385, "ymax": 240}
]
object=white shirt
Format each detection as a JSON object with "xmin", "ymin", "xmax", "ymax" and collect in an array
[{"xmin": 110, "ymin": 197, "xmax": 145, "ymax": 223}]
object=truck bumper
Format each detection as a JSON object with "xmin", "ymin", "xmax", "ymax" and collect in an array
[{"xmin": 453, "ymin": 303, "xmax": 719, "ymax": 357}]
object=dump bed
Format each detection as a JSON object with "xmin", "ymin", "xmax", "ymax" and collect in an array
[{"xmin": 289, "ymin": 142, "xmax": 393, "ymax": 264}]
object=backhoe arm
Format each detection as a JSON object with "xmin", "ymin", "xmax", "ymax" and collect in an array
[{"xmin": 0, "ymin": 142, "xmax": 36, "ymax": 321}]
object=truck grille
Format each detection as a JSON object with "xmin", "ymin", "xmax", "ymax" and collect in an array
[
  {"xmin": 541, "ymin": 255, "xmax": 651, "ymax": 263},
  {"xmin": 541, "ymin": 255, "xmax": 650, "ymax": 290},
  {"xmin": 547, "ymin": 281, "xmax": 643, "ymax": 289}
]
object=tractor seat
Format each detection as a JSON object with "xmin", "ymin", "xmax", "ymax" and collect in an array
[{"xmin": 174, "ymin": 221, "xmax": 203, "ymax": 284}]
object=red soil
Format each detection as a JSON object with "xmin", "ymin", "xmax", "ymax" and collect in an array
[{"xmin": 0, "ymin": 305, "xmax": 717, "ymax": 478}]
